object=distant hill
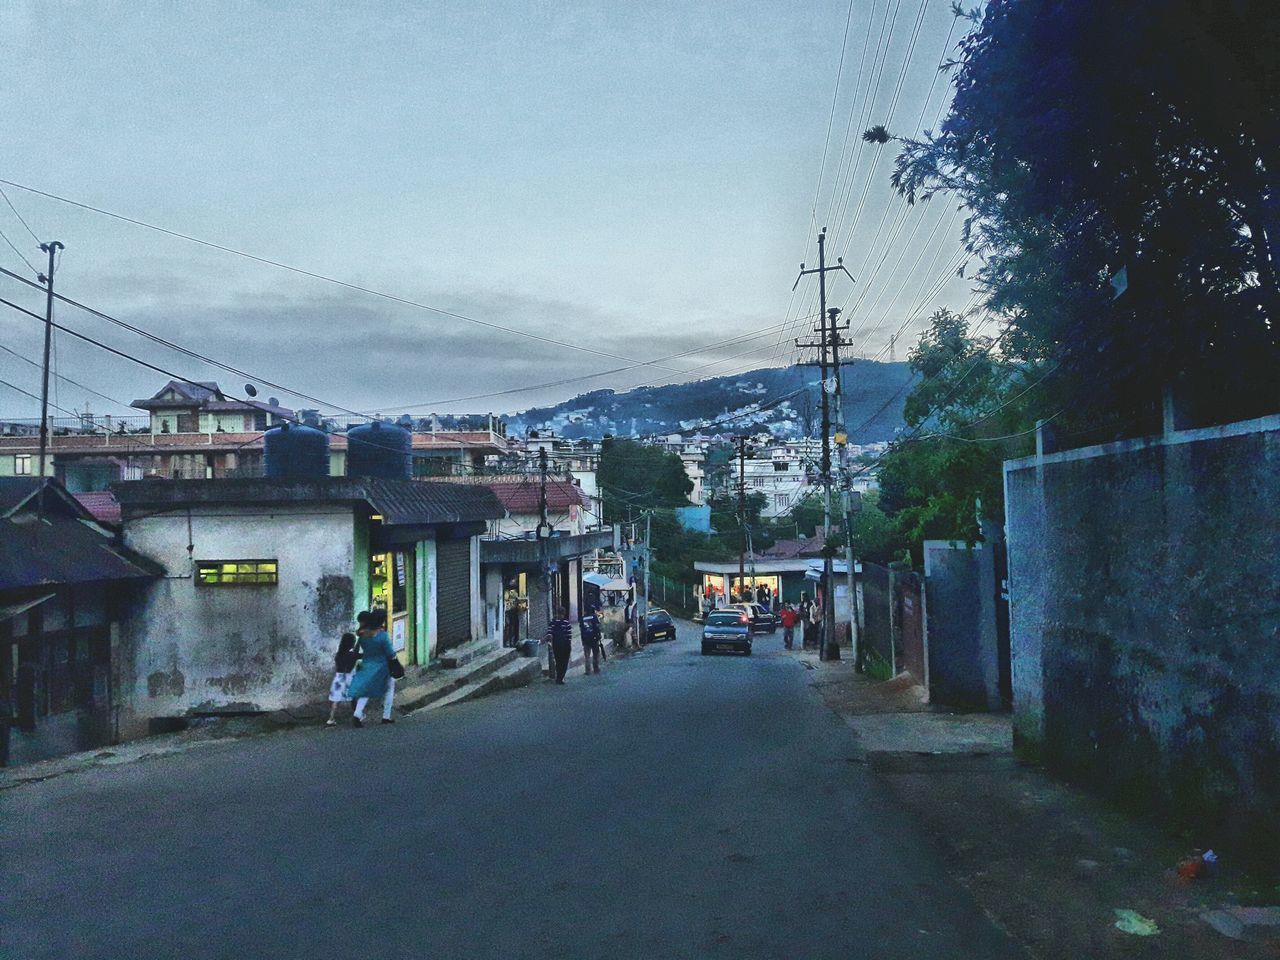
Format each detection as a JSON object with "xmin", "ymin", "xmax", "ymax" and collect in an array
[{"xmin": 503, "ymin": 362, "xmax": 915, "ymax": 443}]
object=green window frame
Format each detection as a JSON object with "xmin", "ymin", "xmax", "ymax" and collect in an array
[{"xmin": 196, "ymin": 560, "xmax": 279, "ymax": 586}]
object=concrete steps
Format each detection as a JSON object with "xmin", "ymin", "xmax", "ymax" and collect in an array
[
  {"xmin": 436, "ymin": 637, "xmax": 501, "ymax": 669},
  {"xmin": 418, "ymin": 656, "xmax": 543, "ymax": 712},
  {"xmin": 394, "ymin": 644, "xmax": 519, "ymax": 714}
]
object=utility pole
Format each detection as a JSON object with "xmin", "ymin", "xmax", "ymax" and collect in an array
[
  {"xmin": 733, "ymin": 435, "xmax": 749, "ymax": 599},
  {"xmin": 794, "ymin": 229, "xmax": 854, "ymax": 659},
  {"xmin": 538, "ymin": 447, "xmax": 553, "ymax": 676},
  {"xmin": 36, "ymin": 240, "xmax": 64, "ymax": 520},
  {"xmin": 640, "ymin": 509, "xmax": 652, "ymax": 647}
]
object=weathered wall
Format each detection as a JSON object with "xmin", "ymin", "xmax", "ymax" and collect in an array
[
  {"xmin": 1004, "ymin": 415, "xmax": 1280, "ymax": 858},
  {"xmin": 923, "ymin": 542, "xmax": 1001, "ymax": 710},
  {"xmin": 117, "ymin": 505, "xmax": 357, "ymax": 736}
]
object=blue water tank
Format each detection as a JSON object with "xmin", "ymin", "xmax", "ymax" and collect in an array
[
  {"xmin": 347, "ymin": 420, "xmax": 412, "ymax": 479},
  {"xmin": 263, "ymin": 422, "xmax": 330, "ymax": 479}
]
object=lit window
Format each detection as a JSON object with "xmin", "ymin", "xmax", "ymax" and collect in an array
[
  {"xmin": 14, "ymin": 455, "xmax": 32, "ymax": 476},
  {"xmin": 197, "ymin": 560, "xmax": 278, "ymax": 586}
]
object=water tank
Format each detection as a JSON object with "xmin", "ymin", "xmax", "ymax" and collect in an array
[
  {"xmin": 347, "ymin": 420, "xmax": 412, "ymax": 479},
  {"xmin": 263, "ymin": 422, "xmax": 330, "ymax": 479}
]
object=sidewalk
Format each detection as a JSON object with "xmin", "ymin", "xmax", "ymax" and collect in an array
[
  {"xmin": 0, "ymin": 639, "xmax": 544, "ymax": 792},
  {"xmin": 799, "ymin": 652, "xmax": 1280, "ymax": 958}
]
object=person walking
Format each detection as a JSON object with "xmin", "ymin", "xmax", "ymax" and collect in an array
[
  {"xmin": 347, "ymin": 611, "xmax": 398, "ymax": 727},
  {"xmin": 325, "ymin": 632, "xmax": 360, "ymax": 726},
  {"xmin": 779, "ymin": 603, "xmax": 799, "ymax": 651},
  {"xmin": 580, "ymin": 604, "xmax": 603, "ymax": 675},
  {"xmin": 546, "ymin": 606, "xmax": 573, "ymax": 684}
]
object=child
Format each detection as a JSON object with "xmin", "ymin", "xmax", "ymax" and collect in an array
[{"xmin": 325, "ymin": 632, "xmax": 360, "ymax": 726}]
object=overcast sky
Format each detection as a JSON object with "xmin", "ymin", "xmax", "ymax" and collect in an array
[{"xmin": 0, "ymin": 1, "xmax": 972, "ymax": 420}]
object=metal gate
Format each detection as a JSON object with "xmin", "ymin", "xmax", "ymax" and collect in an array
[{"xmin": 435, "ymin": 538, "xmax": 472, "ymax": 652}]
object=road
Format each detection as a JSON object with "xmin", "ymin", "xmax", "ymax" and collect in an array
[{"xmin": 1, "ymin": 620, "xmax": 1024, "ymax": 960}]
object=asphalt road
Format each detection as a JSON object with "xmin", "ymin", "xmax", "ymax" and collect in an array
[{"xmin": 1, "ymin": 621, "xmax": 1024, "ymax": 960}]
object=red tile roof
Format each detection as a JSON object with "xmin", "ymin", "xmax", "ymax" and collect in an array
[
  {"xmin": 73, "ymin": 491, "xmax": 122, "ymax": 526},
  {"xmin": 762, "ymin": 537, "xmax": 828, "ymax": 559},
  {"xmin": 480, "ymin": 477, "xmax": 583, "ymax": 514}
]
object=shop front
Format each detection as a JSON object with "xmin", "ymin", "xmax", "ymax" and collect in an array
[
  {"xmin": 369, "ymin": 547, "xmax": 420, "ymax": 665},
  {"xmin": 694, "ymin": 559, "xmax": 816, "ymax": 613}
]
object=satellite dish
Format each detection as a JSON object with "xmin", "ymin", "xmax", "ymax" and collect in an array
[{"xmin": 244, "ymin": 384, "xmax": 258, "ymax": 397}]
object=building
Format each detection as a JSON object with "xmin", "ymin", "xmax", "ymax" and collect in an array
[
  {"xmin": 110, "ymin": 476, "xmax": 502, "ymax": 738},
  {"xmin": 1, "ymin": 478, "xmax": 162, "ymax": 766},
  {"xmin": 0, "ymin": 379, "xmax": 513, "ymax": 491},
  {"xmin": 438, "ymin": 472, "xmax": 615, "ymax": 647}
]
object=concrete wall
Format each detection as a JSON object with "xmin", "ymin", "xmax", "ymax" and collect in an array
[
  {"xmin": 1004, "ymin": 415, "xmax": 1280, "ymax": 858},
  {"xmin": 118, "ymin": 505, "xmax": 359, "ymax": 736},
  {"xmin": 923, "ymin": 542, "xmax": 1001, "ymax": 710}
]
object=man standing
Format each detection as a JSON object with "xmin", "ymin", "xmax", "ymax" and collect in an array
[
  {"xmin": 580, "ymin": 604, "xmax": 603, "ymax": 675},
  {"xmin": 779, "ymin": 603, "xmax": 799, "ymax": 651},
  {"xmin": 546, "ymin": 606, "xmax": 574, "ymax": 684}
]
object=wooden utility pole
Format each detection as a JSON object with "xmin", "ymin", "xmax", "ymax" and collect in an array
[
  {"xmin": 793, "ymin": 229, "xmax": 854, "ymax": 659},
  {"xmin": 36, "ymin": 240, "xmax": 64, "ymax": 519}
]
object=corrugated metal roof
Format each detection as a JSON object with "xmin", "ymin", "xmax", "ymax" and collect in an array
[
  {"xmin": 73, "ymin": 491, "xmax": 122, "ymax": 526},
  {"xmin": 0, "ymin": 477, "xmax": 40, "ymax": 516},
  {"xmin": 112, "ymin": 476, "xmax": 503, "ymax": 526},
  {"xmin": 0, "ymin": 513, "xmax": 163, "ymax": 589}
]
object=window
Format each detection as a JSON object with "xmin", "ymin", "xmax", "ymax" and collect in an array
[
  {"xmin": 14, "ymin": 454, "xmax": 32, "ymax": 475},
  {"xmin": 197, "ymin": 560, "xmax": 278, "ymax": 585},
  {"xmin": 774, "ymin": 493, "xmax": 790, "ymax": 508}
]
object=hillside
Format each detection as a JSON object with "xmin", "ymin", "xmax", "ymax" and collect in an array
[{"xmin": 504, "ymin": 362, "xmax": 915, "ymax": 443}]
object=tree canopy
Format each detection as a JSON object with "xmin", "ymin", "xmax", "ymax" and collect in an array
[
  {"xmin": 880, "ymin": 0, "xmax": 1279, "ymax": 433},
  {"xmin": 598, "ymin": 438, "xmax": 693, "ymax": 522}
]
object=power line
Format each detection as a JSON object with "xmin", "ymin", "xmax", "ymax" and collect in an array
[
  {"xmin": 0, "ymin": 184, "xmax": 41, "ymax": 243},
  {"xmin": 0, "ymin": 177, "xmax": 691, "ymax": 374},
  {"xmin": 0, "ymin": 229, "xmax": 38, "ymax": 276}
]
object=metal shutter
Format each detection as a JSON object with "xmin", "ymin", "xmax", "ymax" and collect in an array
[{"xmin": 436, "ymin": 538, "xmax": 472, "ymax": 651}]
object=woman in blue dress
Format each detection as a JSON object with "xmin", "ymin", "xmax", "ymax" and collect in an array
[{"xmin": 347, "ymin": 610, "xmax": 396, "ymax": 727}]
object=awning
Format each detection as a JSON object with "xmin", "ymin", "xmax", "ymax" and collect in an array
[
  {"xmin": 583, "ymin": 572, "xmax": 630, "ymax": 591},
  {"xmin": 0, "ymin": 593, "xmax": 55, "ymax": 623}
]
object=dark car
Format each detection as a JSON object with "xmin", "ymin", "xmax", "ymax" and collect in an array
[
  {"xmin": 646, "ymin": 607, "xmax": 676, "ymax": 642},
  {"xmin": 702, "ymin": 609, "xmax": 753, "ymax": 656},
  {"xmin": 729, "ymin": 602, "xmax": 778, "ymax": 634}
]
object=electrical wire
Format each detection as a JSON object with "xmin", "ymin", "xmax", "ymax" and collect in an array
[{"xmin": 0, "ymin": 177, "xmax": 693, "ymax": 374}]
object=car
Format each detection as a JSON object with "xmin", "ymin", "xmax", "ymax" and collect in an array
[
  {"xmin": 645, "ymin": 607, "xmax": 676, "ymax": 642},
  {"xmin": 729, "ymin": 602, "xmax": 778, "ymax": 634},
  {"xmin": 701, "ymin": 609, "xmax": 753, "ymax": 655}
]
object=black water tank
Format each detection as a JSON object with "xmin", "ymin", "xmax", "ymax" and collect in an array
[
  {"xmin": 347, "ymin": 420, "xmax": 412, "ymax": 479},
  {"xmin": 263, "ymin": 422, "xmax": 330, "ymax": 479}
]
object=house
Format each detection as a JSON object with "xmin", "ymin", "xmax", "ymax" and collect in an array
[
  {"xmin": 0, "ymin": 379, "xmax": 514, "ymax": 492},
  {"xmin": 438, "ymin": 473, "xmax": 615, "ymax": 647},
  {"xmin": 110, "ymin": 476, "xmax": 502, "ymax": 738},
  {"xmin": 0, "ymin": 478, "xmax": 162, "ymax": 766}
]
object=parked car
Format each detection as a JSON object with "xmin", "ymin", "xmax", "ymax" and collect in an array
[
  {"xmin": 729, "ymin": 602, "xmax": 778, "ymax": 634},
  {"xmin": 702, "ymin": 609, "xmax": 753, "ymax": 656},
  {"xmin": 646, "ymin": 607, "xmax": 676, "ymax": 642}
]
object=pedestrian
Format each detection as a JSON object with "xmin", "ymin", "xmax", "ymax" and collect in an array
[
  {"xmin": 325, "ymin": 632, "xmax": 360, "ymax": 726},
  {"xmin": 756, "ymin": 583, "xmax": 768, "ymax": 607},
  {"xmin": 623, "ymin": 596, "xmax": 636, "ymax": 649},
  {"xmin": 546, "ymin": 606, "xmax": 573, "ymax": 684},
  {"xmin": 580, "ymin": 604, "xmax": 603, "ymax": 675},
  {"xmin": 347, "ymin": 610, "xmax": 400, "ymax": 727},
  {"xmin": 800, "ymin": 593, "xmax": 817, "ymax": 650},
  {"xmin": 779, "ymin": 603, "xmax": 799, "ymax": 651}
]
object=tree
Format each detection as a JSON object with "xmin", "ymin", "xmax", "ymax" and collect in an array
[
  {"xmin": 597, "ymin": 439, "xmax": 693, "ymax": 523},
  {"xmin": 875, "ymin": 309, "xmax": 1039, "ymax": 559},
  {"xmin": 870, "ymin": 0, "xmax": 1280, "ymax": 433}
]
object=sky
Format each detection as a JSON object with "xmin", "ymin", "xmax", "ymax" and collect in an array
[{"xmin": 0, "ymin": 0, "xmax": 974, "ymax": 421}]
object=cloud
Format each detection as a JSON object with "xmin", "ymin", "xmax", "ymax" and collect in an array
[{"xmin": 9, "ymin": 267, "xmax": 789, "ymax": 418}]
